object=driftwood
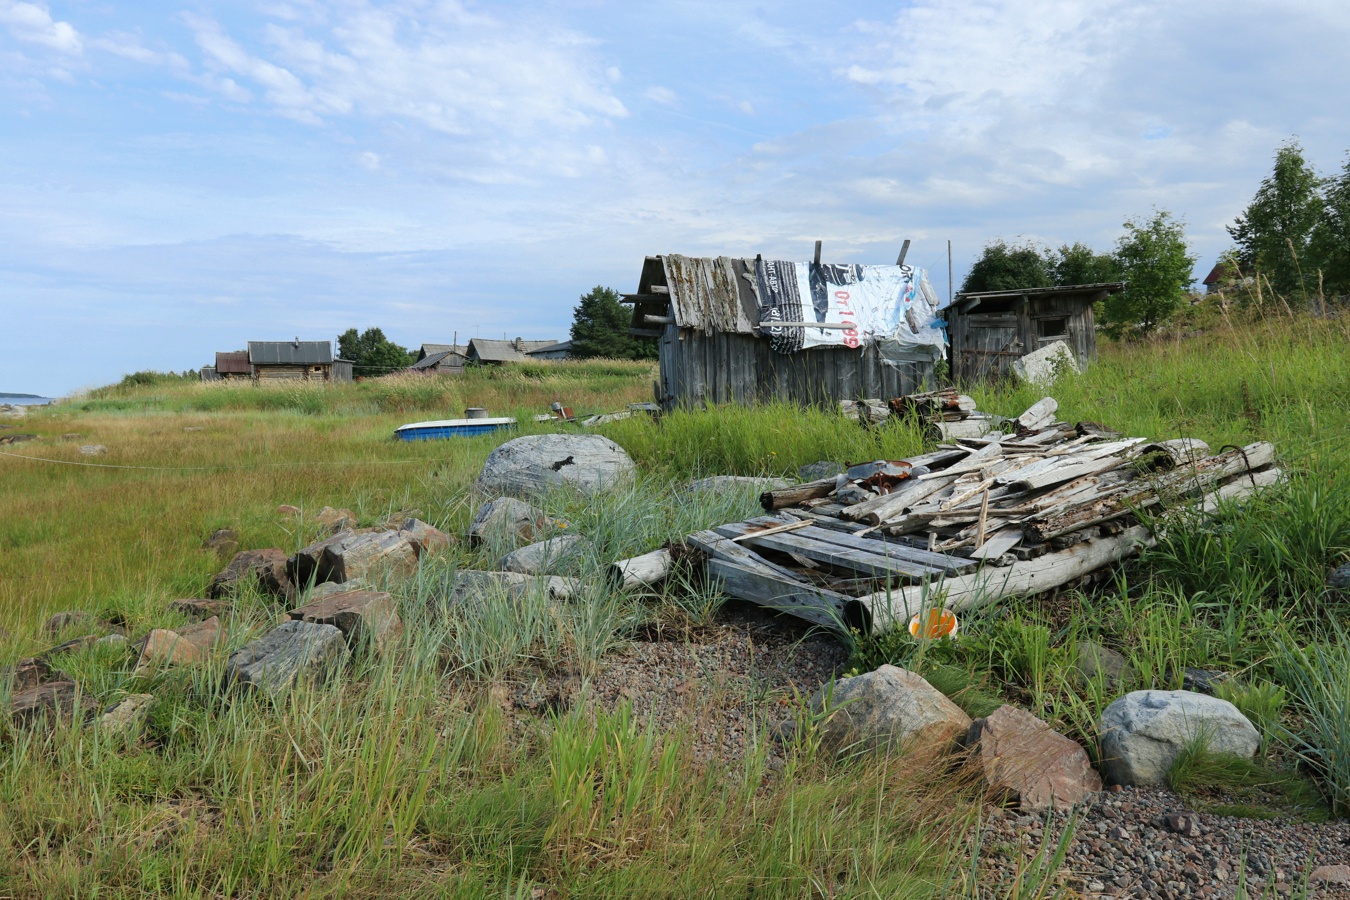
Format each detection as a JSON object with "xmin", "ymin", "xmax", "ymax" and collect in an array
[
  {"xmin": 761, "ymin": 478, "xmax": 837, "ymax": 511},
  {"xmin": 609, "ymin": 549, "xmax": 673, "ymax": 591}
]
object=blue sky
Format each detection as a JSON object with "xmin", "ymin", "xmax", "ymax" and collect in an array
[{"xmin": 3, "ymin": 0, "xmax": 1348, "ymax": 396}]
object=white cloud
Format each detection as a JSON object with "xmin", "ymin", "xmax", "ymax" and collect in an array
[
  {"xmin": 0, "ymin": 1, "xmax": 81, "ymax": 54},
  {"xmin": 358, "ymin": 150, "xmax": 380, "ymax": 171},
  {"xmin": 644, "ymin": 85, "xmax": 677, "ymax": 105}
]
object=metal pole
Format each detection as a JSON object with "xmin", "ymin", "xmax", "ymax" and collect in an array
[{"xmin": 948, "ymin": 239, "xmax": 953, "ymax": 305}]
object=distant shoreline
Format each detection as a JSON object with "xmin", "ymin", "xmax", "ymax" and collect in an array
[{"xmin": 1, "ymin": 393, "xmax": 46, "ymax": 400}]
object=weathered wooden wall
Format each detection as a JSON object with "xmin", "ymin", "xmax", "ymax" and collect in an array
[
  {"xmin": 657, "ymin": 326, "xmax": 933, "ymax": 408},
  {"xmin": 948, "ymin": 296, "xmax": 1095, "ymax": 384}
]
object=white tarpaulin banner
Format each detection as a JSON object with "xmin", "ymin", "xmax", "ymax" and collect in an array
[{"xmin": 754, "ymin": 259, "xmax": 946, "ymax": 363}]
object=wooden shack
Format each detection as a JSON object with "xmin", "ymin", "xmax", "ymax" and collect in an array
[
  {"xmin": 943, "ymin": 282, "xmax": 1124, "ymax": 383},
  {"xmin": 627, "ymin": 255, "xmax": 936, "ymax": 409},
  {"xmin": 247, "ymin": 341, "xmax": 349, "ymax": 383}
]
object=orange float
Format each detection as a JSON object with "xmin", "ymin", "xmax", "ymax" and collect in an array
[{"xmin": 908, "ymin": 608, "xmax": 959, "ymax": 640}]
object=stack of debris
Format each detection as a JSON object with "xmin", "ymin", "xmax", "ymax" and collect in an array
[{"xmin": 693, "ymin": 396, "xmax": 1281, "ymax": 635}]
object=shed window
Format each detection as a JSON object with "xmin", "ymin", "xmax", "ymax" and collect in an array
[{"xmin": 1036, "ymin": 317, "xmax": 1069, "ymax": 339}]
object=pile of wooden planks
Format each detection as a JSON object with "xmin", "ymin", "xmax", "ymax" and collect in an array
[{"xmin": 691, "ymin": 395, "xmax": 1281, "ymax": 635}]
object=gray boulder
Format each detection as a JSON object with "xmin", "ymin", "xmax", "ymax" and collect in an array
[
  {"xmin": 476, "ymin": 434, "xmax": 635, "ymax": 499},
  {"xmin": 1099, "ymin": 690, "xmax": 1260, "ymax": 786},
  {"xmin": 1329, "ymin": 562, "xmax": 1350, "ymax": 592},
  {"xmin": 1073, "ymin": 640, "xmax": 1134, "ymax": 690},
  {"xmin": 799, "ymin": 460, "xmax": 846, "ymax": 481},
  {"xmin": 227, "ymin": 620, "xmax": 349, "ymax": 697},
  {"xmin": 685, "ymin": 475, "xmax": 790, "ymax": 494},
  {"xmin": 498, "ymin": 534, "xmax": 592, "ymax": 575},
  {"xmin": 810, "ymin": 664, "xmax": 971, "ymax": 755}
]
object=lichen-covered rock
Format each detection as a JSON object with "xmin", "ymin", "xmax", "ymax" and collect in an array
[
  {"xmin": 398, "ymin": 518, "xmax": 455, "ymax": 555},
  {"xmin": 1073, "ymin": 640, "xmax": 1134, "ymax": 690},
  {"xmin": 810, "ymin": 665, "xmax": 971, "ymax": 755},
  {"xmin": 96, "ymin": 693, "xmax": 154, "ymax": 739},
  {"xmin": 966, "ymin": 705, "xmax": 1101, "ymax": 810},
  {"xmin": 476, "ymin": 434, "xmax": 635, "ymax": 499},
  {"xmin": 226, "ymin": 620, "xmax": 349, "ymax": 697},
  {"xmin": 447, "ymin": 570, "xmax": 581, "ymax": 605},
  {"xmin": 498, "ymin": 534, "xmax": 591, "ymax": 575},
  {"xmin": 10, "ymin": 680, "xmax": 95, "ymax": 727},
  {"xmin": 320, "ymin": 530, "xmax": 419, "ymax": 583},
  {"xmin": 170, "ymin": 598, "xmax": 234, "ymax": 621},
  {"xmin": 43, "ymin": 609, "xmax": 98, "ymax": 637},
  {"xmin": 1329, "ymin": 562, "xmax": 1350, "ymax": 592},
  {"xmin": 1099, "ymin": 690, "xmax": 1260, "ymax": 786},
  {"xmin": 314, "ymin": 506, "xmax": 358, "ymax": 533}
]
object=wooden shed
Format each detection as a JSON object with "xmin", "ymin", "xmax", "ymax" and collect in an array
[
  {"xmin": 247, "ymin": 341, "xmax": 343, "ymax": 383},
  {"xmin": 627, "ymin": 255, "xmax": 938, "ymax": 409},
  {"xmin": 943, "ymin": 282, "xmax": 1124, "ymax": 383}
]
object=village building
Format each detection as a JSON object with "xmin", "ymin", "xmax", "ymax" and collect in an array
[
  {"xmin": 943, "ymin": 282, "xmax": 1124, "ymax": 383},
  {"xmin": 627, "ymin": 254, "xmax": 940, "ymax": 408},
  {"xmin": 226, "ymin": 341, "xmax": 354, "ymax": 383},
  {"xmin": 524, "ymin": 340, "xmax": 572, "ymax": 361},
  {"xmin": 408, "ymin": 343, "xmax": 469, "ymax": 375},
  {"xmin": 466, "ymin": 338, "xmax": 560, "ymax": 365},
  {"xmin": 213, "ymin": 351, "xmax": 251, "ymax": 380}
]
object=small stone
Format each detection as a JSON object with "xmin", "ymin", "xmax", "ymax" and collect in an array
[
  {"xmin": 1213, "ymin": 863, "xmax": 1231, "ymax": 883},
  {"xmin": 136, "ymin": 616, "xmax": 223, "ymax": 667},
  {"xmin": 170, "ymin": 598, "xmax": 234, "ymax": 620},
  {"xmin": 810, "ymin": 665, "xmax": 971, "ymax": 755},
  {"xmin": 1310, "ymin": 865, "xmax": 1350, "ymax": 884},
  {"xmin": 1163, "ymin": 811, "xmax": 1202, "ymax": 838},
  {"xmin": 1180, "ymin": 667, "xmax": 1228, "ymax": 695},
  {"xmin": 44, "ymin": 609, "xmax": 97, "ymax": 636},
  {"xmin": 10, "ymin": 680, "xmax": 95, "ymax": 727},
  {"xmin": 96, "ymin": 633, "xmax": 128, "ymax": 650},
  {"xmin": 314, "ymin": 506, "xmax": 358, "ymax": 533},
  {"xmin": 79, "ymin": 444, "xmax": 108, "ymax": 456},
  {"xmin": 277, "ymin": 504, "xmax": 302, "ymax": 517},
  {"xmin": 467, "ymin": 497, "xmax": 558, "ymax": 547},
  {"xmin": 498, "ymin": 534, "xmax": 591, "ymax": 575},
  {"xmin": 1086, "ymin": 881, "xmax": 1105, "ymax": 892},
  {"xmin": 965, "ymin": 705, "xmax": 1102, "ymax": 810},
  {"xmin": 398, "ymin": 518, "xmax": 455, "ymax": 555},
  {"xmin": 210, "ymin": 548, "xmax": 294, "ymax": 600},
  {"xmin": 1329, "ymin": 563, "xmax": 1350, "ymax": 592},
  {"xmin": 226, "ymin": 620, "xmax": 349, "ymax": 697},
  {"xmin": 287, "ymin": 590, "xmax": 402, "ymax": 650},
  {"xmin": 1099, "ymin": 690, "xmax": 1260, "ymax": 785},
  {"xmin": 2, "ymin": 656, "xmax": 67, "ymax": 692},
  {"xmin": 202, "ymin": 528, "xmax": 239, "ymax": 558},
  {"xmin": 96, "ymin": 693, "xmax": 154, "ymax": 738},
  {"xmin": 1073, "ymin": 640, "xmax": 1133, "ymax": 690}
]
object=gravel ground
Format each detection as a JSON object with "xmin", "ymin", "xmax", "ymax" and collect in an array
[
  {"xmin": 977, "ymin": 786, "xmax": 1350, "ymax": 898},
  {"xmin": 503, "ymin": 599, "xmax": 849, "ymax": 764}
]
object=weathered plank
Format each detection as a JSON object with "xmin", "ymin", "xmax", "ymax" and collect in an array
[
  {"xmin": 760, "ymin": 477, "xmax": 837, "ymax": 510},
  {"xmin": 685, "ymin": 529, "xmax": 810, "ymax": 584},
  {"xmin": 791, "ymin": 524, "xmax": 978, "ymax": 575},
  {"xmin": 705, "ymin": 557, "xmax": 854, "ymax": 630},
  {"xmin": 712, "ymin": 521, "xmax": 943, "ymax": 579}
]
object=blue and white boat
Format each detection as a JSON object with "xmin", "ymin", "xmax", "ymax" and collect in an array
[{"xmin": 395, "ymin": 417, "xmax": 517, "ymax": 441}]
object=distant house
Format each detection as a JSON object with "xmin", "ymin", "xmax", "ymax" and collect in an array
[
  {"xmin": 1203, "ymin": 260, "xmax": 1236, "ymax": 294},
  {"xmin": 466, "ymin": 338, "xmax": 559, "ymax": 365},
  {"xmin": 409, "ymin": 345, "xmax": 468, "ymax": 375},
  {"xmin": 246, "ymin": 340, "xmax": 352, "ymax": 383},
  {"xmin": 525, "ymin": 340, "xmax": 572, "ymax": 361},
  {"xmin": 215, "ymin": 351, "xmax": 252, "ymax": 380}
]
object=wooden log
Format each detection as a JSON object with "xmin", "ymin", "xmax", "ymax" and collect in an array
[
  {"xmin": 928, "ymin": 418, "xmax": 996, "ymax": 441},
  {"xmin": 609, "ymin": 549, "xmax": 673, "ymax": 591},
  {"xmin": 705, "ymin": 557, "xmax": 854, "ymax": 629},
  {"xmin": 761, "ymin": 477, "xmax": 837, "ymax": 511}
]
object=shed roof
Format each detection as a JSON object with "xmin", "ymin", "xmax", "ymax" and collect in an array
[
  {"xmin": 247, "ymin": 341, "xmax": 333, "ymax": 365},
  {"xmin": 468, "ymin": 338, "xmax": 558, "ymax": 363},
  {"xmin": 1202, "ymin": 262, "xmax": 1233, "ymax": 287},
  {"xmin": 417, "ymin": 342, "xmax": 467, "ymax": 361},
  {"xmin": 525, "ymin": 340, "xmax": 572, "ymax": 356},
  {"xmin": 950, "ymin": 282, "xmax": 1126, "ymax": 315},
  {"xmin": 626, "ymin": 255, "xmax": 759, "ymax": 337},
  {"xmin": 409, "ymin": 349, "xmax": 466, "ymax": 370},
  {"xmin": 215, "ymin": 350, "xmax": 250, "ymax": 374}
]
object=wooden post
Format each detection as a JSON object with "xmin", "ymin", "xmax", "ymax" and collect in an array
[
  {"xmin": 947, "ymin": 240, "xmax": 953, "ymax": 306},
  {"xmin": 896, "ymin": 239, "xmax": 911, "ymax": 267},
  {"xmin": 813, "ymin": 240, "xmax": 822, "ymax": 266}
]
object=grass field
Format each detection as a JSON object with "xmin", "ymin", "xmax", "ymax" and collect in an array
[{"xmin": 1, "ymin": 308, "xmax": 1349, "ymax": 896}]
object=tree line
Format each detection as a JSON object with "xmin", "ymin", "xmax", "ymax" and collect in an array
[{"xmin": 961, "ymin": 139, "xmax": 1350, "ymax": 335}]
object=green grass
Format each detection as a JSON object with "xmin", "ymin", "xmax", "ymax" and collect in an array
[{"xmin": 4, "ymin": 308, "xmax": 1350, "ymax": 895}]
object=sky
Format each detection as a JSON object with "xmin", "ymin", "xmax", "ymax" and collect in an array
[{"xmin": 2, "ymin": 1, "xmax": 1349, "ymax": 396}]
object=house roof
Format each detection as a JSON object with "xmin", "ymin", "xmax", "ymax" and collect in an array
[
  {"xmin": 417, "ymin": 342, "xmax": 467, "ymax": 361},
  {"xmin": 248, "ymin": 341, "xmax": 333, "ymax": 365},
  {"xmin": 409, "ymin": 349, "xmax": 467, "ymax": 370},
  {"xmin": 215, "ymin": 350, "xmax": 250, "ymax": 374},
  {"xmin": 950, "ymin": 282, "xmax": 1126, "ymax": 315},
  {"xmin": 525, "ymin": 340, "xmax": 572, "ymax": 356},
  {"xmin": 468, "ymin": 338, "xmax": 559, "ymax": 363},
  {"xmin": 1202, "ymin": 262, "xmax": 1232, "ymax": 286},
  {"xmin": 624, "ymin": 255, "xmax": 759, "ymax": 337}
]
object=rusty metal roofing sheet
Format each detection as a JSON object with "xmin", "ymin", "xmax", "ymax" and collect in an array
[{"xmin": 215, "ymin": 350, "xmax": 250, "ymax": 374}]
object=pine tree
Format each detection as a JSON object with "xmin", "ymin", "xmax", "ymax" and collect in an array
[{"xmin": 568, "ymin": 286, "xmax": 657, "ymax": 360}]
